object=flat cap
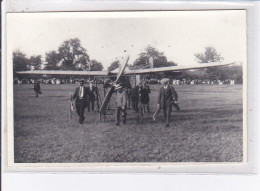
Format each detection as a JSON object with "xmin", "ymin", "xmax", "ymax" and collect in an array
[
  {"xmin": 79, "ymin": 79, "xmax": 85, "ymax": 83},
  {"xmin": 161, "ymin": 78, "xmax": 170, "ymax": 84}
]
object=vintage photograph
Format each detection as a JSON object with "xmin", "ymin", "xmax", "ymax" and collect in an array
[{"xmin": 6, "ymin": 10, "xmax": 246, "ymax": 164}]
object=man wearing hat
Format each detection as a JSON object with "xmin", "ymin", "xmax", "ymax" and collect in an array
[
  {"xmin": 33, "ymin": 80, "xmax": 41, "ymax": 97},
  {"xmin": 157, "ymin": 78, "xmax": 179, "ymax": 127},
  {"xmin": 87, "ymin": 80, "xmax": 98, "ymax": 112},
  {"xmin": 130, "ymin": 84, "xmax": 140, "ymax": 121},
  {"xmin": 139, "ymin": 80, "xmax": 151, "ymax": 115},
  {"xmin": 73, "ymin": 79, "xmax": 90, "ymax": 124},
  {"xmin": 115, "ymin": 83, "xmax": 127, "ymax": 126}
]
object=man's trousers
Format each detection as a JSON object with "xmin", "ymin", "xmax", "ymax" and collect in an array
[
  {"xmin": 76, "ymin": 99, "xmax": 86, "ymax": 123},
  {"xmin": 88, "ymin": 99, "xmax": 95, "ymax": 112},
  {"xmin": 115, "ymin": 107, "xmax": 126, "ymax": 125},
  {"xmin": 163, "ymin": 105, "xmax": 172, "ymax": 126}
]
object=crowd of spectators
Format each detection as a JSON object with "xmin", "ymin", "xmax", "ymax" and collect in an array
[
  {"xmin": 171, "ymin": 79, "xmax": 236, "ymax": 85},
  {"xmin": 14, "ymin": 78, "xmax": 76, "ymax": 85},
  {"xmin": 14, "ymin": 77, "xmax": 240, "ymax": 86},
  {"xmin": 148, "ymin": 78, "xmax": 238, "ymax": 85}
]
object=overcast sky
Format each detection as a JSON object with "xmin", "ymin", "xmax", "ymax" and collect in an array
[{"xmin": 7, "ymin": 11, "xmax": 247, "ymax": 69}]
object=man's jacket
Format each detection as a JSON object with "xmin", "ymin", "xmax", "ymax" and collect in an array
[
  {"xmin": 34, "ymin": 83, "xmax": 40, "ymax": 91},
  {"xmin": 73, "ymin": 86, "xmax": 90, "ymax": 104},
  {"xmin": 88, "ymin": 85, "xmax": 97, "ymax": 101},
  {"xmin": 157, "ymin": 85, "xmax": 178, "ymax": 109},
  {"xmin": 116, "ymin": 90, "xmax": 127, "ymax": 108}
]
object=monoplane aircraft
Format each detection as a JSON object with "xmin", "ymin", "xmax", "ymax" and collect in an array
[{"xmin": 17, "ymin": 55, "xmax": 236, "ymax": 120}]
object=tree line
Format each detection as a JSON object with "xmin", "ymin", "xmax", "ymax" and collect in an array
[
  {"xmin": 190, "ymin": 46, "xmax": 243, "ymax": 83},
  {"xmin": 13, "ymin": 38, "xmax": 177, "ymax": 77},
  {"xmin": 13, "ymin": 38, "xmax": 243, "ymax": 83},
  {"xmin": 13, "ymin": 38, "xmax": 104, "ymax": 77}
]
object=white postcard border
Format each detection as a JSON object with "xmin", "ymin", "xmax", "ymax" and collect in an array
[{"xmin": 1, "ymin": 0, "xmax": 257, "ymax": 174}]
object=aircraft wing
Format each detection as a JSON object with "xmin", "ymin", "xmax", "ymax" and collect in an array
[
  {"xmin": 16, "ymin": 70, "xmax": 109, "ymax": 76},
  {"xmin": 124, "ymin": 62, "xmax": 237, "ymax": 75},
  {"xmin": 16, "ymin": 62, "xmax": 236, "ymax": 76}
]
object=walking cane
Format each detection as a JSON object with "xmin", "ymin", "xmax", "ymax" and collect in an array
[{"xmin": 69, "ymin": 94, "xmax": 73, "ymax": 119}]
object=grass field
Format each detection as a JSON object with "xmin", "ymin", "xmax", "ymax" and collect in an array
[{"xmin": 13, "ymin": 84, "xmax": 243, "ymax": 163}]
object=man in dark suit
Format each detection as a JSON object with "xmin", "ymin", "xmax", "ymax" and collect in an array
[
  {"xmin": 157, "ymin": 78, "xmax": 178, "ymax": 128},
  {"xmin": 139, "ymin": 81, "xmax": 151, "ymax": 114},
  {"xmin": 87, "ymin": 80, "xmax": 98, "ymax": 112},
  {"xmin": 33, "ymin": 81, "xmax": 41, "ymax": 97},
  {"xmin": 131, "ymin": 85, "xmax": 140, "ymax": 115},
  {"xmin": 73, "ymin": 80, "xmax": 90, "ymax": 124}
]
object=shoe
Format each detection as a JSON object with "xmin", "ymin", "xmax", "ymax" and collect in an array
[
  {"xmin": 116, "ymin": 123, "xmax": 120, "ymax": 126},
  {"xmin": 165, "ymin": 124, "xmax": 170, "ymax": 128},
  {"xmin": 79, "ymin": 118, "xmax": 84, "ymax": 124}
]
